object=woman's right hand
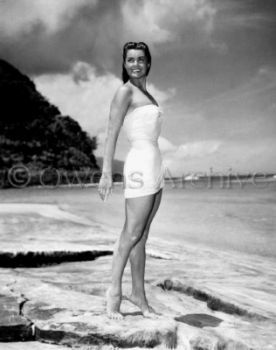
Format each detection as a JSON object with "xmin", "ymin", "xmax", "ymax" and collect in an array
[{"xmin": 98, "ymin": 173, "xmax": 113, "ymax": 202}]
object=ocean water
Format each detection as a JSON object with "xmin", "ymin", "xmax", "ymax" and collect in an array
[
  {"xmin": 1, "ymin": 180, "xmax": 276, "ymax": 347},
  {"xmin": 2, "ymin": 179, "xmax": 275, "ymax": 256},
  {"xmin": 157, "ymin": 179, "xmax": 276, "ymax": 258}
]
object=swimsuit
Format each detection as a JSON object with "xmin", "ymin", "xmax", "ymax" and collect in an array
[{"xmin": 122, "ymin": 104, "xmax": 165, "ymax": 198}]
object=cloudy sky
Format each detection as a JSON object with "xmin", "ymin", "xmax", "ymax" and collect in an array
[{"xmin": 1, "ymin": 0, "xmax": 275, "ymax": 175}]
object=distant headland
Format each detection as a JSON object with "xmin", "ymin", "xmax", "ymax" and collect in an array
[{"xmin": 0, "ymin": 58, "xmax": 103, "ymax": 188}]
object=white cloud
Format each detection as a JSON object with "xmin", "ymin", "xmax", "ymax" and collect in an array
[
  {"xmin": 159, "ymin": 135, "xmax": 276, "ymax": 174},
  {"xmin": 34, "ymin": 61, "xmax": 173, "ymax": 141},
  {"xmin": 197, "ymin": 66, "xmax": 276, "ymax": 110},
  {"xmin": 0, "ymin": 0, "xmax": 221, "ymax": 75},
  {"xmin": 158, "ymin": 137, "xmax": 177, "ymax": 153},
  {"xmin": 0, "ymin": 0, "xmax": 97, "ymax": 37},
  {"xmin": 159, "ymin": 138, "xmax": 221, "ymax": 158},
  {"xmin": 0, "ymin": 0, "xmax": 217, "ymax": 44},
  {"xmin": 34, "ymin": 62, "xmax": 120, "ymax": 137},
  {"xmin": 174, "ymin": 140, "xmax": 221, "ymax": 159},
  {"xmin": 158, "ymin": 137, "xmax": 222, "ymax": 174},
  {"xmin": 121, "ymin": 0, "xmax": 217, "ymax": 47}
]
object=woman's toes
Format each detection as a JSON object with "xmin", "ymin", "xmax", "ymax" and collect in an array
[
  {"xmin": 107, "ymin": 311, "xmax": 124, "ymax": 320},
  {"xmin": 143, "ymin": 308, "xmax": 160, "ymax": 319},
  {"xmin": 106, "ymin": 288, "xmax": 123, "ymax": 319},
  {"xmin": 124, "ymin": 294, "xmax": 161, "ymax": 318}
]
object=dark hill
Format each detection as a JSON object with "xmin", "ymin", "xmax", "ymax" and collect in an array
[
  {"xmin": 0, "ymin": 59, "xmax": 100, "ymax": 188},
  {"xmin": 96, "ymin": 157, "xmax": 124, "ymax": 175}
]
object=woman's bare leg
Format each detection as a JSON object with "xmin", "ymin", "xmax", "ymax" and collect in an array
[
  {"xmin": 127, "ymin": 189, "xmax": 163, "ymax": 316},
  {"xmin": 106, "ymin": 193, "xmax": 155, "ymax": 319}
]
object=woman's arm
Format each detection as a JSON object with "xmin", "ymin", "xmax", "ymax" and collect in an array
[{"xmin": 102, "ymin": 84, "xmax": 132, "ymax": 174}]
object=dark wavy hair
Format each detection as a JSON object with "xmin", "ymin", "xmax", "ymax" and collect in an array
[{"xmin": 122, "ymin": 42, "xmax": 152, "ymax": 83}]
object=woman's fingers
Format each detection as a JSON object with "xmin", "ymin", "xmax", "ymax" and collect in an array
[
  {"xmin": 104, "ymin": 187, "xmax": 113, "ymax": 201},
  {"xmin": 104, "ymin": 190, "xmax": 108, "ymax": 202},
  {"xmin": 98, "ymin": 185, "xmax": 105, "ymax": 201},
  {"xmin": 98, "ymin": 185, "xmax": 113, "ymax": 202}
]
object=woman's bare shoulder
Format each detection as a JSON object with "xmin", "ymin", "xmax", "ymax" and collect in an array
[
  {"xmin": 111, "ymin": 82, "xmax": 132, "ymax": 108},
  {"xmin": 115, "ymin": 82, "xmax": 133, "ymax": 96}
]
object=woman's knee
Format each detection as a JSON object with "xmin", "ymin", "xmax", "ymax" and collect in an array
[
  {"xmin": 123, "ymin": 224, "xmax": 145, "ymax": 245},
  {"xmin": 129, "ymin": 232, "xmax": 147, "ymax": 254}
]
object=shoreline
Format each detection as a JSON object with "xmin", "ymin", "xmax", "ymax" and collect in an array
[
  {"xmin": 0, "ymin": 199, "xmax": 275, "ymax": 348},
  {"xmin": 1, "ymin": 176, "xmax": 276, "ymax": 192},
  {"xmin": 1, "ymin": 183, "xmax": 276, "ymax": 259},
  {"xmin": 0, "ymin": 193, "xmax": 276, "ymax": 350}
]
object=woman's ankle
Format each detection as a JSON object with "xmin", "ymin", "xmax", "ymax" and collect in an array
[
  {"xmin": 108, "ymin": 285, "xmax": 122, "ymax": 296},
  {"xmin": 130, "ymin": 289, "xmax": 146, "ymax": 299}
]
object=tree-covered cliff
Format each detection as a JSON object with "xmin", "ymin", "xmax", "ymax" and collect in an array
[{"xmin": 0, "ymin": 59, "xmax": 100, "ymax": 187}]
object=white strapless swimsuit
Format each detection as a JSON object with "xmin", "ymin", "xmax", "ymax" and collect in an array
[{"xmin": 122, "ymin": 104, "xmax": 165, "ymax": 198}]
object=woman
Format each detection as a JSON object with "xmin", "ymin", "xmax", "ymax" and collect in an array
[{"xmin": 98, "ymin": 42, "xmax": 165, "ymax": 320}]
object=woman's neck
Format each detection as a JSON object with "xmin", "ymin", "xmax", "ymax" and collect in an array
[{"xmin": 129, "ymin": 77, "xmax": 147, "ymax": 91}]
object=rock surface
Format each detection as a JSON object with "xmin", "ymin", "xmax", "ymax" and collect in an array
[
  {"xmin": 1, "ymin": 343, "xmax": 71, "ymax": 350},
  {"xmin": 0, "ymin": 294, "xmax": 33, "ymax": 342},
  {"xmin": 0, "ymin": 203, "xmax": 274, "ymax": 349},
  {"xmin": 0, "ymin": 271, "xmax": 254, "ymax": 349}
]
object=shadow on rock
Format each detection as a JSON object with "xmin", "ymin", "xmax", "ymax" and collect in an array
[{"xmin": 175, "ymin": 313, "xmax": 223, "ymax": 328}]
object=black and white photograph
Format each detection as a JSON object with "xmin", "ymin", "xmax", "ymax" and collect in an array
[{"xmin": 0, "ymin": 1, "xmax": 275, "ymax": 349}]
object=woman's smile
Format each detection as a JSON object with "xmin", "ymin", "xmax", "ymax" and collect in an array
[{"xmin": 124, "ymin": 49, "xmax": 148, "ymax": 79}]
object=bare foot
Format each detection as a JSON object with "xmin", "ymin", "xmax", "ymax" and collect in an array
[
  {"xmin": 122, "ymin": 293, "xmax": 160, "ymax": 319},
  {"xmin": 106, "ymin": 288, "xmax": 124, "ymax": 320}
]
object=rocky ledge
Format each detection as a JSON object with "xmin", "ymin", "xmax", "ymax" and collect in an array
[
  {"xmin": 0, "ymin": 204, "xmax": 272, "ymax": 349},
  {"xmin": 0, "ymin": 272, "xmax": 253, "ymax": 350}
]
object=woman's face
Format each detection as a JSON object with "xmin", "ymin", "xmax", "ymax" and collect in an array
[{"xmin": 124, "ymin": 49, "xmax": 149, "ymax": 80}]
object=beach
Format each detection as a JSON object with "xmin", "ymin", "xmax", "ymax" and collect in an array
[{"xmin": 0, "ymin": 181, "xmax": 275, "ymax": 349}]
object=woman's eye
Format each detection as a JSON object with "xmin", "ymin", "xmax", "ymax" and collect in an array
[{"xmin": 126, "ymin": 57, "xmax": 145, "ymax": 63}]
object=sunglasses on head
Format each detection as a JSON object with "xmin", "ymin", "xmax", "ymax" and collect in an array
[{"xmin": 124, "ymin": 42, "xmax": 147, "ymax": 49}]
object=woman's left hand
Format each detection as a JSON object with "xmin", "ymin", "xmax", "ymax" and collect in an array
[{"xmin": 98, "ymin": 173, "xmax": 113, "ymax": 202}]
